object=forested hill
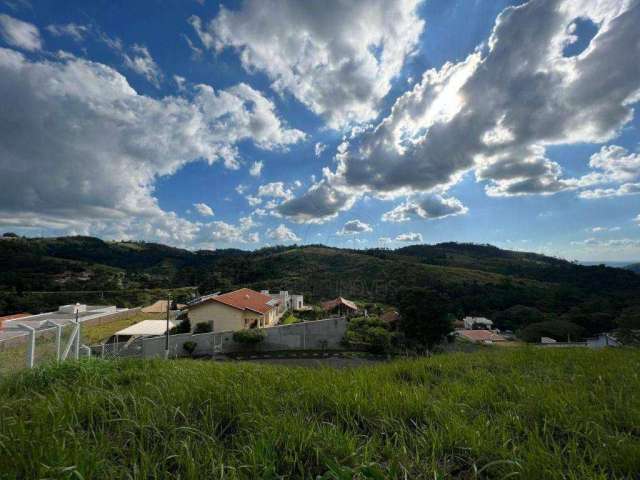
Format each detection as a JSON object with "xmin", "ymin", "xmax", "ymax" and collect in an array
[
  {"xmin": 1, "ymin": 235, "xmax": 639, "ymax": 335},
  {"xmin": 626, "ymin": 263, "xmax": 640, "ymax": 274}
]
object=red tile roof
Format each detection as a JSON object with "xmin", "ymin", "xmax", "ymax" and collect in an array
[
  {"xmin": 458, "ymin": 330, "xmax": 506, "ymax": 342},
  {"xmin": 321, "ymin": 297, "xmax": 358, "ymax": 312},
  {"xmin": 191, "ymin": 288, "xmax": 277, "ymax": 315}
]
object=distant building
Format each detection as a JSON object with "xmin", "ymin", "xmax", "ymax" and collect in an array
[
  {"xmin": 188, "ymin": 288, "xmax": 279, "ymax": 333},
  {"xmin": 322, "ymin": 297, "xmax": 358, "ymax": 316},
  {"xmin": 587, "ymin": 333, "xmax": 621, "ymax": 348},
  {"xmin": 290, "ymin": 294, "xmax": 305, "ymax": 310},
  {"xmin": 463, "ymin": 316, "xmax": 493, "ymax": 330},
  {"xmin": 540, "ymin": 336, "xmax": 557, "ymax": 344},
  {"xmin": 458, "ymin": 330, "xmax": 506, "ymax": 343}
]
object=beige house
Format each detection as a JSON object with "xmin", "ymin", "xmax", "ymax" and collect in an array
[{"xmin": 188, "ymin": 288, "xmax": 279, "ymax": 333}]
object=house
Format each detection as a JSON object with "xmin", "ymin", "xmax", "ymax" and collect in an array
[
  {"xmin": 321, "ymin": 297, "xmax": 358, "ymax": 316},
  {"xmin": 260, "ymin": 290, "xmax": 306, "ymax": 312},
  {"xmin": 188, "ymin": 288, "xmax": 279, "ymax": 333},
  {"xmin": 458, "ymin": 329, "xmax": 506, "ymax": 343},
  {"xmin": 463, "ymin": 316, "xmax": 493, "ymax": 330}
]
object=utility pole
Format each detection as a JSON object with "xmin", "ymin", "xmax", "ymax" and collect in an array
[{"xmin": 164, "ymin": 293, "xmax": 171, "ymax": 359}]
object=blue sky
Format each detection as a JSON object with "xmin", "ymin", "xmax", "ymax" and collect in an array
[{"xmin": 0, "ymin": 0, "xmax": 639, "ymax": 262}]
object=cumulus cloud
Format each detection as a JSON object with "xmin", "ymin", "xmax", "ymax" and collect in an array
[
  {"xmin": 579, "ymin": 183, "xmax": 640, "ymax": 199},
  {"xmin": 315, "ymin": 142, "xmax": 326, "ymax": 157},
  {"xmin": 249, "ymin": 160, "xmax": 263, "ymax": 177},
  {"xmin": 395, "ymin": 232, "xmax": 423, "ymax": 242},
  {"xmin": 266, "ymin": 223, "xmax": 300, "ymax": 242},
  {"xmin": 45, "ymin": 23, "xmax": 89, "ymax": 42},
  {"xmin": 337, "ymin": 219, "xmax": 372, "ymax": 235},
  {"xmin": 571, "ymin": 237, "xmax": 640, "ymax": 249},
  {"xmin": 192, "ymin": 0, "xmax": 424, "ymax": 128},
  {"xmin": 276, "ymin": 180, "xmax": 355, "ymax": 224},
  {"xmin": 193, "ymin": 202, "xmax": 214, "ymax": 216},
  {"xmin": 209, "ymin": 217, "xmax": 260, "ymax": 244},
  {"xmin": 281, "ymin": 0, "xmax": 640, "ymax": 222},
  {"xmin": 0, "ymin": 14, "xmax": 41, "ymax": 51},
  {"xmin": 123, "ymin": 44, "xmax": 163, "ymax": 88},
  {"xmin": 257, "ymin": 182, "xmax": 292, "ymax": 200},
  {"xmin": 0, "ymin": 47, "xmax": 303, "ymax": 245},
  {"xmin": 382, "ymin": 194, "xmax": 468, "ymax": 222}
]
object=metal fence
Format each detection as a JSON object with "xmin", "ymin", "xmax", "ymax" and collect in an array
[{"xmin": 0, "ymin": 321, "xmax": 91, "ymax": 377}]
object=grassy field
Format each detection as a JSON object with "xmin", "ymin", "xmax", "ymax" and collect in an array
[{"xmin": 0, "ymin": 348, "xmax": 639, "ymax": 479}]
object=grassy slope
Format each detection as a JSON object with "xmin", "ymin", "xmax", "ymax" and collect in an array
[{"xmin": 1, "ymin": 349, "xmax": 639, "ymax": 479}]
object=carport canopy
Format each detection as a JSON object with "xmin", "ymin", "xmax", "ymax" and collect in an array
[{"xmin": 115, "ymin": 320, "xmax": 176, "ymax": 337}]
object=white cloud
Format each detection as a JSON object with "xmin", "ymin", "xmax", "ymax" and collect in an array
[
  {"xmin": 281, "ymin": 1, "xmax": 640, "ymax": 222},
  {"xmin": 257, "ymin": 182, "xmax": 292, "ymax": 200},
  {"xmin": 315, "ymin": 142, "xmax": 326, "ymax": 157},
  {"xmin": 277, "ymin": 180, "xmax": 355, "ymax": 224},
  {"xmin": 591, "ymin": 226, "xmax": 621, "ymax": 233},
  {"xmin": 45, "ymin": 23, "xmax": 88, "ymax": 42},
  {"xmin": 579, "ymin": 183, "xmax": 640, "ymax": 199},
  {"xmin": 0, "ymin": 47, "xmax": 303, "ymax": 246},
  {"xmin": 249, "ymin": 160, "xmax": 263, "ymax": 177},
  {"xmin": 207, "ymin": 216, "xmax": 260, "ymax": 245},
  {"xmin": 0, "ymin": 14, "xmax": 41, "ymax": 51},
  {"xmin": 246, "ymin": 195, "xmax": 262, "ymax": 207},
  {"xmin": 395, "ymin": 232, "xmax": 423, "ymax": 242},
  {"xmin": 193, "ymin": 202, "xmax": 214, "ymax": 216},
  {"xmin": 382, "ymin": 194, "xmax": 467, "ymax": 222},
  {"xmin": 266, "ymin": 223, "xmax": 300, "ymax": 242},
  {"xmin": 123, "ymin": 44, "xmax": 163, "ymax": 88},
  {"xmin": 193, "ymin": 0, "xmax": 424, "ymax": 128},
  {"xmin": 337, "ymin": 219, "xmax": 372, "ymax": 235}
]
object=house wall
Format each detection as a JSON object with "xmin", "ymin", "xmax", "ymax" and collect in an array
[
  {"xmin": 189, "ymin": 302, "xmax": 244, "ymax": 333},
  {"xmin": 189, "ymin": 302, "xmax": 277, "ymax": 332}
]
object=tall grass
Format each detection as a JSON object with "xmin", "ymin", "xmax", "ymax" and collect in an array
[{"xmin": 1, "ymin": 348, "xmax": 639, "ymax": 479}]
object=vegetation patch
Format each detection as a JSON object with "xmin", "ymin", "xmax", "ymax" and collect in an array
[{"xmin": 1, "ymin": 348, "xmax": 639, "ymax": 479}]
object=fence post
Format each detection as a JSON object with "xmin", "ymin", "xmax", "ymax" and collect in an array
[{"xmin": 16, "ymin": 323, "xmax": 36, "ymax": 369}]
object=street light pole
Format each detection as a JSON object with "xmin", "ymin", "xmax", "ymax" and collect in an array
[{"xmin": 164, "ymin": 293, "xmax": 171, "ymax": 359}]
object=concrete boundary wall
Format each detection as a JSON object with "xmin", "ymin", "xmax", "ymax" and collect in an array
[{"xmin": 141, "ymin": 317, "xmax": 348, "ymax": 358}]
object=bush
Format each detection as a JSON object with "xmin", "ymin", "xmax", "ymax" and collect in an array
[
  {"xmin": 182, "ymin": 341, "xmax": 197, "ymax": 356},
  {"xmin": 232, "ymin": 329, "xmax": 265, "ymax": 345},
  {"xmin": 170, "ymin": 318, "xmax": 191, "ymax": 334},
  {"xmin": 281, "ymin": 312, "xmax": 300, "ymax": 325},
  {"xmin": 193, "ymin": 322, "xmax": 212, "ymax": 334},
  {"xmin": 342, "ymin": 316, "xmax": 393, "ymax": 354}
]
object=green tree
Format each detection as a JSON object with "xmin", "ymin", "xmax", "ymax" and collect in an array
[
  {"xmin": 396, "ymin": 287, "xmax": 452, "ymax": 349},
  {"xmin": 616, "ymin": 307, "xmax": 640, "ymax": 345},
  {"xmin": 518, "ymin": 320, "xmax": 584, "ymax": 343}
]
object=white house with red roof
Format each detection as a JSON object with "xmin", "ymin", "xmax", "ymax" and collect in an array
[{"xmin": 187, "ymin": 288, "xmax": 280, "ymax": 333}]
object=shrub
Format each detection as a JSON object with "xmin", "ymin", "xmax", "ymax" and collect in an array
[
  {"xmin": 170, "ymin": 318, "xmax": 191, "ymax": 334},
  {"xmin": 233, "ymin": 329, "xmax": 265, "ymax": 345},
  {"xmin": 193, "ymin": 322, "xmax": 212, "ymax": 334},
  {"xmin": 182, "ymin": 341, "xmax": 197, "ymax": 356},
  {"xmin": 342, "ymin": 316, "xmax": 393, "ymax": 353}
]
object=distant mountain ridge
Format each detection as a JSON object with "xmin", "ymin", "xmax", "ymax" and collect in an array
[
  {"xmin": 626, "ymin": 263, "xmax": 640, "ymax": 274},
  {"xmin": 1, "ymin": 235, "xmax": 639, "ymax": 337}
]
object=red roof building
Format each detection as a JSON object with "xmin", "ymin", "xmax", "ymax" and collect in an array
[
  {"xmin": 458, "ymin": 329, "xmax": 506, "ymax": 343},
  {"xmin": 188, "ymin": 288, "xmax": 279, "ymax": 332},
  {"xmin": 321, "ymin": 297, "xmax": 358, "ymax": 315}
]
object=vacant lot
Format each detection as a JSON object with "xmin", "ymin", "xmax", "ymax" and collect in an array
[{"xmin": 1, "ymin": 348, "xmax": 638, "ymax": 479}]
